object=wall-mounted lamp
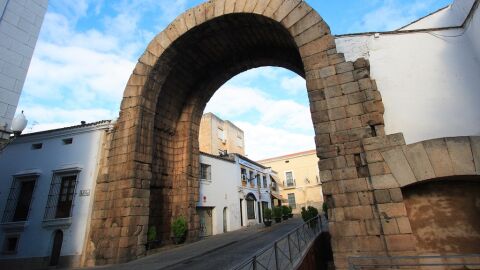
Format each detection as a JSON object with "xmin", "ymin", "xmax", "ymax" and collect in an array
[{"xmin": 0, "ymin": 111, "xmax": 28, "ymax": 152}]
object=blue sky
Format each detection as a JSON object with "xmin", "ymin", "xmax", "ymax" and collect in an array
[{"xmin": 18, "ymin": 0, "xmax": 452, "ymax": 159}]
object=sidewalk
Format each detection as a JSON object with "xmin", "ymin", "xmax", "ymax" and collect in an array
[{"xmin": 84, "ymin": 218, "xmax": 303, "ymax": 270}]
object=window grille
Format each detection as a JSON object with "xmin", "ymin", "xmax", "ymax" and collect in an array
[
  {"xmin": 262, "ymin": 175, "xmax": 267, "ymax": 188},
  {"xmin": 44, "ymin": 172, "xmax": 79, "ymax": 220},
  {"xmin": 285, "ymin": 171, "xmax": 294, "ymax": 187},
  {"xmin": 2, "ymin": 175, "xmax": 38, "ymax": 223},
  {"xmin": 247, "ymin": 200, "xmax": 255, "ymax": 219},
  {"xmin": 200, "ymin": 163, "xmax": 211, "ymax": 180},
  {"xmin": 288, "ymin": 193, "xmax": 296, "ymax": 209},
  {"xmin": 241, "ymin": 168, "xmax": 247, "ymax": 181}
]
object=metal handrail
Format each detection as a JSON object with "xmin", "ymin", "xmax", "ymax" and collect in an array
[
  {"xmin": 348, "ymin": 254, "xmax": 480, "ymax": 270},
  {"xmin": 232, "ymin": 215, "xmax": 327, "ymax": 270}
]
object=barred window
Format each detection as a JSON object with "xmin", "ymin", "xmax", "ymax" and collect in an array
[
  {"xmin": 2, "ymin": 175, "xmax": 38, "ymax": 223},
  {"xmin": 44, "ymin": 171, "xmax": 79, "ymax": 220},
  {"xmin": 200, "ymin": 163, "xmax": 211, "ymax": 180},
  {"xmin": 262, "ymin": 175, "xmax": 267, "ymax": 188},
  {"xmin": 288, "ymin": 193, "xmax": 296, "ymax": 209}
]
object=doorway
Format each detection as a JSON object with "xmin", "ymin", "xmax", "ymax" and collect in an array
[
  {"xmin": 197, "ymin": 207, "xmax": 213, "ymax": 238},
  {"xmin": 49, "ymin": 230, "xmax": 63, "ymax": 266},
  {"xmin": 223, "ymin": 207, "xmax": 228, "ymax": 233}
]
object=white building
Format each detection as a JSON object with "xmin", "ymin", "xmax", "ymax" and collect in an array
[
  {"xmin": 197, "ymin": 152, "xmax": 276, "ymax": 237},
  {"xmin": 0, "ymin": 120, "xmax": 111, "ymax": 269},
  {"xmin": 0, "ymin": 0, "xmax": 48, "ymax": 140},
  {"xmin": 335, "ymin": 0, "xmax": 480, "ymax": 145}
]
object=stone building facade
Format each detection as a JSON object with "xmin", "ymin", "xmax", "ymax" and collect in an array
[
  {"xmin": 0, "ymin": 0, "xmax": 47, "ymax": 141},
  {"xmin": 258, "ymin": 150, "xmax": 323, "ymax": 214},
  {"xmin": 199, "ymin": 112, "xmax": 245, "ymax": 155},
  {"xmin": 64, "ymin": 0, "xmax": 479, "ymax": 268}
]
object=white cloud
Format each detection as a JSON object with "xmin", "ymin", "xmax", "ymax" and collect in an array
[
  {"xmin": 351, "ymin": 0, "xmax": 438, "ymax": 32},
  {"xmin": 22, "ymin": 106, "xmax": 115, "ymax": 133},
  {"xmin": 280, "ymin": 75, "xmax": 306, "ymax": 95},
  {"xmin": 205, "ymin": 84, "xmax": 313, "ymax": 132},
  {"xmin": 236, "ymin": 122, "xmax": 315, "ymax": 161}
]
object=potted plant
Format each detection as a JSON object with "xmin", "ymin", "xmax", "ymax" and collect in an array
[
  {"xmin": 263, "ymin": 208, "xmax": 272, "ymax": 227},
  {"xmin": 146, "ymin": 226, "xmax": 161, "ymax": 250},
  {"xmin": 322, "ymin": 202, "xmax": 329, "ymax": 220},
  {"xmin": 282, "ymin": 205, "xmax": 290, "ymax": 220},
  {"xmin": 288, "ymin": 206, "xmax": 294, "ymax": 218},
  {"xmin": 273, "ymin": 206, "xmax": 282, "ymax": 223},
  {"xmin": 171, "ymin": 216, "xmax": 187, "ymax": 244},
  {"xmin": 301, "ymin": 206, "xmax": 319, "ymax": 228}
]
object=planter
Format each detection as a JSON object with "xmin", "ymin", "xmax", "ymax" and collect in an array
[
  {"xmin": 282, "ymin": 215, "xmax": 288, "ymax": 220},
  {"xmin": 264, "ymin": 220, "xmax": 272, "ymax": 227},
  {"xmin": 172, "ymin": 236, "xmax": 185, "ymax": 245},
  {"xmin": 145, "ymin": 240, "xmax": 161, "ymax": 250},
  {"xmin": 274, "ymin": 217, "xmax": 282, "ymax": 223}
]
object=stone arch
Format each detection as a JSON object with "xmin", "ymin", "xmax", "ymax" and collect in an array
[{"xmin": 86, "ymin": 0, "xmax": 385, "ymax": 266}]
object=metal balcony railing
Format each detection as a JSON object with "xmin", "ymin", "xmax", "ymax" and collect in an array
[
  {"xmin": 348, "ymin": 254, "xmax": 480, "ymax": 270},
  {"xmin": 233, "ymin": 215, "xmax": 328, "ymax": 270}
]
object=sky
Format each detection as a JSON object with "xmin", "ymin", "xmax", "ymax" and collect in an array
[{"xmin": 18, "ymin": 0, "xmax": 452, "ymax": 160}]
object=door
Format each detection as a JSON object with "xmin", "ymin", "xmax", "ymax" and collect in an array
[
  {"xmin": 257, "ymin": 202, "xmax": 262, "ymax": 223},
  {"xmin": 197, "ymin": 207, "xmax": 213, "ymax": 238},
  {"xmin": 223, "ymin": 207, "xmax": 227, "ymax": 233},
  {"xmin": 50, "ymin": 230, "xmax": 63, "ymax": 266}
]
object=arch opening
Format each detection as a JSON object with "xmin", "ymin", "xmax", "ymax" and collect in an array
[{"xmin": 146, "ymin": 13, "xmax": 305, "ymax": 241}]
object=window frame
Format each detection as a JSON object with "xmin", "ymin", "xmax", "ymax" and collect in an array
[
  {"xmin": 285, "ymin": 171, "xmax": 295, "ymax": 187},
  {"xmin": 200, "ymin": 163, "xmax": 212, "ymax": 181},
  {"xmin": 287, "ymin": 193, "xmax": 296, "ymax": 209},
  {"xmin": 1, "ymin": 174, "xmax": 39, "ymax": 223},
  {"xmin": 44, "ymin": 169, "xmax": 80, "ymax": 220},
  {"xmin": 2, "ymin": 234, "xmax": 20, "ymax": 254}
]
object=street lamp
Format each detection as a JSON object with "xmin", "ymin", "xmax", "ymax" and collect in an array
[{"xmin": 0, "ymin": 111, "xmax": 28, "ymax": 152}]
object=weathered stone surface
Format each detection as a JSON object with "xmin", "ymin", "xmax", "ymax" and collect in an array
[
  {"xmin": 446, "ymin": 137, "xmax": 476, "ymax": 175},
  {"xmin": 402, "ymin": 143, "xmax": 435, "ymax": 181},
  {"xmin": 471, "ymin": 137, "xmax": 480, "ymax": 174},
  {"xmin": 385, "ymin": 234, "xmax": 416, "ymax": 251},
  {"xmin": 423, "ymin": 138, "xmax": 454, "ymax": 177},
  {"xmin": 371, "ymin": 174, "xmax": 399, "ymax": 189},
  {"xmin": 381, "ymin": 148, "xmax": 416, "ymax": 187},
  {"xmin": 377, "ymin": 203, "xmax": 407, "ymax": 218}
]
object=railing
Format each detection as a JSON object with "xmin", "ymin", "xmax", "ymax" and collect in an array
[
  {"xmin": 233, "ymin": 215, "xmax": 327, "ymax": 270},
  {"xmin": 348, "ymin": 254, "xmax": 480, "ymax": 270}
]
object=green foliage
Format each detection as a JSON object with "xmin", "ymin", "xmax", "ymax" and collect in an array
[
  {"xmin": 147, "ymin": 226, "xmax": 157, "ymax": 241},
  {"xmin": 273, "ymin": 206, "xmax": 282, "ymax": 218},
  {"xmin": 263, "ymin": 207, "xmax": 272, "ymax": 220},
  {"xmin": 288, "ymin": 206, "xmax": 293, "ymax": 214},
  {"xmin": 281, "ymin": 205, "xmax": 290, "ymax": 216},
  {"xmin": 322, "ymin": 202, "xmax": 328, "ymax": 213},
  {"xmin": 301, "ymin": 206, "xmax": 319, "ymax": 222},
  {"xmin": 172, "ymin": 216, "xmax": 188, "ymax": 238}
]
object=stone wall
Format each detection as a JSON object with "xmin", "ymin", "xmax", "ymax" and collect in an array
[{"xmin": 84, "ymin": 0, "xmax": 480, "ymax": 268}]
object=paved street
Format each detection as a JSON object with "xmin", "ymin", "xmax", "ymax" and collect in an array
[{"xmin": 87, "ymin": 218, "xmax": 303, "ymax": 270}]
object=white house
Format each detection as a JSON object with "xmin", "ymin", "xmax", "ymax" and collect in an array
[
  {"xmin": 0, "ymin": 120, "xmax": 111, "ymax": 269},
  {"xmin": 197, "ymin": 152, "xmax": 276, "ymax": 237}
]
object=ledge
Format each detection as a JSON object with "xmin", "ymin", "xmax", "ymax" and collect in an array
[
  {"xmin": 42, "ymin": 218, "xmax": 72, "ymax": 229},
  {"xmin": 1, "ymin": 221, "xmax": 28, "ymax": 232}
]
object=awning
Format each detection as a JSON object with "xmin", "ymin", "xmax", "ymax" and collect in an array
[
  {"xmin": 270, "ymin": 174, "xmax": 281, "ymax": 183},
  {"xmin": 271, "ymin": 192, "xmax": 283, "ymax": 200}
]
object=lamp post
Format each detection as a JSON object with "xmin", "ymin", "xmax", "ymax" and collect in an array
[{"xmin": 0, "ymin": 111, "xmax": 28, "ymax": 152}]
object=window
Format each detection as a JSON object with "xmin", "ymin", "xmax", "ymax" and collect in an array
[
  {"xmin": 2, "ymin": 235, "xmax": 19, "ymax": 253},
  {"xmin": 31, "ymin": 143, "xmax": 42, "ymax": 150},
  {"xmin": 241, "ymin": 168, "xmax": 247, "ymax": 181},
  {"xmin": 256, "ymin": 174, "xmax": 261, "ymax": 187},
  {"xmin": 262, "ymin": 175, "xmax": 267, "ymax": 188},
  {"xmin": 217, "ymin": 128, "xmax": 225, "ymax": 141},
  {"xmin": 288, "ymin": 193, "xmax": 296, "ymax": 209},
  {"xmin": 246, "ymin": 193, "xmax": 256, "ymax": 220},
  {"xmin": 249, "ymin": 171, "xmax": 254, "ymax": 184},
  {"xmin": 44, "ymin": 171, "xmax": 79, "ymax": 220},
  {"xmin": 62, "ymin": 138, "xmax": 73, "ymax": 145},
  {"xmin": 285, "ymin": 171, "xmax": 294, "ymax": 187},
  {"xmin": 200, "ymin": 163, "xmax": 211, "ymax": 180},
  {"xmin": 2, "ymin": 175, "xmax": 37, "ymax": 223}
]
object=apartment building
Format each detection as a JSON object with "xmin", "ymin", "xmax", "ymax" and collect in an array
[{"xmin": 199, "ymin": 112, "xmax": 245, "ymax": 156}]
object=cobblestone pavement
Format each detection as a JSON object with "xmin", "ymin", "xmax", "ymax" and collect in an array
[{"xmin": 83, "ymin": 218, "xmax": 303, "ymax": 270}]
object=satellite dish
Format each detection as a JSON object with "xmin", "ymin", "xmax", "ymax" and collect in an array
[{"xmin": 11, "ymin": 111, "xmax": 28, "ymax": 136}]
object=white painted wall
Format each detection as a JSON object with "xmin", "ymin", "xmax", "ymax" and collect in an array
[
  {"xmin": 336, "ymin": 3, "xmax": 480, "ymax": 144},
  {"xmin": 198, "ymin": 154, "xmax": 272, "ymax": 235},
  {"xmin": 0, "ymin": 123, "xmax": 108, "ymax": 261},
  {"xmin": 0, "ymin": 0, "xmax": 47, "ymax": 132},
  {"xmin": 198, "ymin": 154, "xmax": 240, "ymax": 235}
]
